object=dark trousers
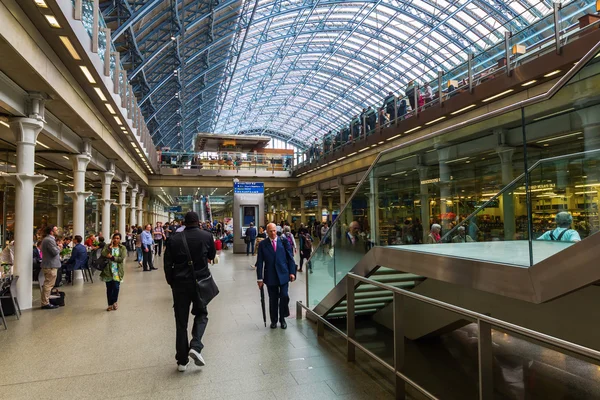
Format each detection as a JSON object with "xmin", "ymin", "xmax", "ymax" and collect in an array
[
  {"xmin": 266, "ymin": 283, "xmax": 289, "ymax": 324},
  {"xmin": 142, "ymin": 245, "xmax": 154, "ymax": 271},
  {"xmin": 106, "ymin": 280, "xmax": 120, "ymax": 305},
  {"xmin": 299, "ymin": 251, "xmax": 312, "ymax": 271},
  {"xmin": 172, "ymin": 284, "xmax": 208, "ymax": 365},
  {"xmin": 154, "ymin": 239, "xmax": 163, "ymax": 256},
  {"xmin": 246, "ymin": 240, "xmax": 255, "ymax": 255}
]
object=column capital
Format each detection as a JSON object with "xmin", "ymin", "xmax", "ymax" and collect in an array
[
  {"xmin": 496, "ymin": 146, "xmax": 515, "ymax": 164},
  {"xmin": 8, "ymin": 117, "xmax": 44, "ymax": 144},
  {"xmin": 117, "ymin": 203, "xmax": 129, "ymax": 208},
  {"xmin": 65, "ymin": 190, "xmax": 93, "ymax": 200},
  {"xmin": 71, "ymin": 154, "xmax": 91, "ymax": 172}
]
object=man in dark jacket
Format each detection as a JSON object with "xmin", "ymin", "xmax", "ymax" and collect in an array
[
  {"xmin": 245, "ymin": 222, "xmax": 257, "ymax": 256},
  {"xmin": 32, "ymin": 241, "xmax": 42, "ymax": 282},
  {"xmin": 63, "ymin": 235, "xmax": 88, "ymax": 283},
  {"xmin": 164, "ymin": 211, "xmax": 216, "ymax": 372}
]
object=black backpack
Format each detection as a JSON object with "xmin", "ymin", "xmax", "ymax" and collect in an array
[
  {"xmin": 302, "ymin": 234, "xmax": 312, "ymax": 251},
  {"xmin": 93, "ymin": 252, "xmax": 109, "ymax": 271}
]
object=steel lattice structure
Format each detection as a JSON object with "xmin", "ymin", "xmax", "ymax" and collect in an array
[{"xmin": 100, "ymin": 0, "xmax": 586, "ymax": 150}]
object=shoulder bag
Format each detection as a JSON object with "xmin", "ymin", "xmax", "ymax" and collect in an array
[{"xmin": 181, "ymin": 231, "xmax": 219, "ymax": 307}]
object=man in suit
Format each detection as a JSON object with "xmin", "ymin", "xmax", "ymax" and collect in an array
[
  {"xmin": 245, "ymin": 222, "xmax": 257, "ymax": 256},
  {"xmin": 63, "ymin": 235, "xmax": 88, "ymax": 283},
  {"xmin": 256, "ymin": 223, "xmax": 297, "ymax": 329}
]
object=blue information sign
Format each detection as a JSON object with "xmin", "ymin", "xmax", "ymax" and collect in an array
[
  {"xmin": 165, "ymin": 206, "xmax": 182, "ymax": 212},
  {"xmin": 234, "ymin": 182, "xmax": 264, "ymax": 194}
]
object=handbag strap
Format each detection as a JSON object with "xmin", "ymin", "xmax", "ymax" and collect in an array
[{"xmin": 180, "ymin": 230, "xmax": 197, "ymax": 284}]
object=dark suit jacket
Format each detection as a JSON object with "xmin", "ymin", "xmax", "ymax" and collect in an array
[
  {"xmin": 32, "ymin": 247, "xmax": 42, "ymax": 269},
  {"xmin": 63, "ymin": 243, "xmax": 88, "ymax": 270},
  {"xmin": 256, "ymin": 236, "xmax": 296, "ymax": 286}
]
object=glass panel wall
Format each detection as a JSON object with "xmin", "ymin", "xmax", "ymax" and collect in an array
[{"xmin": 307, "ymin": 45, "xmax": 600, "ymax": 308}]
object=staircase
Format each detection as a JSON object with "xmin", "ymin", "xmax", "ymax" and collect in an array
[{"xmin": 325, "ymin": 267, "xmax": 425, "ymax": 318}]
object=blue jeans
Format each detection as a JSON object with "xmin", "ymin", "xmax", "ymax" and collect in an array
[{"xmin": 136, "ymin": 246, "xmax": 142, "ymax": 261}]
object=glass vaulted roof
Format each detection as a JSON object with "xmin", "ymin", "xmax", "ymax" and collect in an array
[{"xmin": 102, "ymin": 0, "xmax": 584, "ymax": 150}]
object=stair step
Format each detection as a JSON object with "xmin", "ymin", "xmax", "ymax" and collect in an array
[
  {"xmin": 331, "ymin": 303, "xmax": 388, "ymax": 313},
  {"xmin": 339, "ymin": 297, "xmax": 393, "ymax": 307},
  {"xmin": 355, "ymin": 291, "xmax": 394, "ymax": 300},
  {"xmin": 328, "ymin": 309, "xmax": 379, "ymax": 318},
  {"xmin": 371, "ymin": 267, "xmax": 406, "ymax": 275},
  {"xmin": 356, "ymin": 281, "xmax": 418, "ymax": 293},
  {"xmin": 369, "ymin": 274, "xmax": 424, "ymax": 283}
]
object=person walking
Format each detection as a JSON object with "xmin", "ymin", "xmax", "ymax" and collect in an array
[
  {"xmin": 141, "ymin": 224, "xmax": 156, "ymax": 271},
  {"xmin": 298, "ymin": 231, "xmax": 313, "ymax": 273},
  {"xmin": 100, "ymin": 233, "xmax": 127, "ymax": 311},
  {"xmin": 164, "ymin": 211, "xmax": 216, "ymax": 372},
  {"xmin": 153, "ymin": 222, "xmax": 165, "ymax": 257},
  {"xmin": 256, "ymin": 223, "xmax": 297, "ymax": 329},
  {"xmin": 40, "ymin": 225, "xmax": 62, "ymax": 309},
  {"xmin": 134, "ymin": 227, "xmax": 143, "ymax": 266},
  {"xmin": 245, "ymin": 222, "xmax": 257, "ymax": 256}
]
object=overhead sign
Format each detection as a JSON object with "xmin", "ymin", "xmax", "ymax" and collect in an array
[
  {"xmin": 234, "ymin": 182, "xmax": 264, "ymax": 194},
  {"xmin": 165, "ymin": 206, "xmax": 182, "ymax": 212}
]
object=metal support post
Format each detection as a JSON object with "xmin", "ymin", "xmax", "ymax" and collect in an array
[
  {"xmin": 113, "ymin": 52, "xmax": 120, "ymax": 94},
  {"xmin": 317, "ymin": 319, "xmax": 325, "ymax": 337},
  {"xmin": 296, "ymin": 301, "xmax": 302, "ymax": 320},
  {"xmin": 362, "ymin": 114, "xmax": 366, "ymax": 139},
  {"xmin": 438, "ymin": 71, "xmax": 444, "ymax": 106},
  {"xmin": 413, "ymin": 84, "xmax": 419, "ymax": 116},
  {"xmin": 393, "ymin": 292, "xmax": 406, "ymax": 400},
  {"xmin": 394, "ymin": 96, "xmax": 398, "ymax": 126},
  {"xmin": 554, "ymin": 2, "xmax": 562, "ymax": 55},
  {"xmin": 478, "ymin": 320, "xmax": 494, "ymax": 400},
  {"xmin": 346, "ymin": 276, "xmax": 356, "ymax": 362},
  {"xmin": 74, "ymin": 0, "xmax": 82, "ymax": 20},
  {"xmin": 468, "ymin": 52, "xmax": 474, "ymax": 93},
  {"xmin": 92, "ymin": 0, "xmax": 99, "ymax": 53},
  {"xmin": 505, "ymin": 31, "xmax": 512, "ymax": 76},
  {"xmin": 104, "ymin": 28, "xmax": 111, "ymax": 76}
]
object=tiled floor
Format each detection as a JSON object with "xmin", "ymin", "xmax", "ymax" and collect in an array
[{"xmin": 0, "ymin": 249, "xmax": 394, "ymax": 400}]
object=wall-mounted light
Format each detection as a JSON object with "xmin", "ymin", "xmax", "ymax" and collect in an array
[
  {"xmin": 482, "ymin": 89, "xmax": 514, "ymax": 102},
  {"xmin": 521, "ymin": 80, "xmax": 537, "ymax": 87},
  {"xmin": 45, "ymin": 15, "xmax": 61, "ymax": 28},
  {"xmin": 544, "ymin": 70, "xmax": 561, "ymax": 78}
]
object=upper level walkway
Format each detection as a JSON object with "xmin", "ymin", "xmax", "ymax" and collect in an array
[{"xmin": 0, "ymin": 251, "xmax": 394, "ymax": 400}]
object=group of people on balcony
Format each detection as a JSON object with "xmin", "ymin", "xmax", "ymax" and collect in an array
[{"xmin": 306, "ymin": 80, "xmax": 452, "ymax": 163}]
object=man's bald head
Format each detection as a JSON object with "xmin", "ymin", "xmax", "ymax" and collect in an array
[{"xmin": 266, "ymin": 223, "xmax": 277, "ymax": 240}]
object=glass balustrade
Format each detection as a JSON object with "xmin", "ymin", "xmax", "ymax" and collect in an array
[
  {"xmin": 298, "ymin": 0, "xmax": 598, "ymax": 169},
  {"xmin": 158, "ymin": 151, "xmax": 294, "ymax": 172},
  {"xmin": 306, "ymin": 41, "xmax": 600, "ymax": 308}
]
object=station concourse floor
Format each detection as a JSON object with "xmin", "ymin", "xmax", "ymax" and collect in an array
[{"xmin": 0, "ymin": 249, "xmax": 395, "ymax": 400}]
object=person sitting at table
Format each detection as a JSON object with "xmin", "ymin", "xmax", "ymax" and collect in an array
[
  {"xmin": 452, "ymin": 226, "xmax": 474, "ymax": 243},
  {"xmin": 537, "ymin": 212, "xmax": 581, "ymax": 242},
  {"xmin": 221, "ymin": 230, "xmax": 234, "ymax": 245},
  {"xmin": 62, "ymin": 235, "xmax": 88, "ymax": 283}
]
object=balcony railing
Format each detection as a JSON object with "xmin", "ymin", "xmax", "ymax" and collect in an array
[
  {"xmin": 158, "ymin": 151, "xmax": 294, "ymax": 174},
  {"xmin": 295, "ymin": 0, "xmax": 599, "ymax": 170}
]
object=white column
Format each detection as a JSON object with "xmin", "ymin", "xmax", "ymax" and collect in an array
[
  {"xmin": 299, "ymin": 194, "xmax": 306, "ymax": 224},
  {"xmin": 66, "ymin": 153, "xmax": 92, "ymax": 240},
  {"xmin": 5, "ymin": 117, "xmax": 47, "ymax": 310},
  {"xmin": 137, "ymin": 191, "xmax": 145, "ymax": 226},
  {"xmin": 53, "ymin": 184, "xmax": 65, "ymax": 229},
  {"xmin": 497, "ymin": 146, "xmax": 515, "ymax": 241},
  {"xmin": 130, "ymin": 184, "xmax": 138, "ymax": 227},
  {"xmin": 94, "ymin": 198, "xmax": 100, "ymax": 234},
  {"xmin": 101, "ymin": 163, "xmax": 115, "ymax": 239},
  {"xmin": 117, "ymin": 177, "xmax": 129, "ymax": 235}
]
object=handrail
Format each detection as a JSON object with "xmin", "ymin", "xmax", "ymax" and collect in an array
[
  {"xmin": 440, "ymin": 148, "xmax": 600, "ymax": 242},
  {"xmin": 297, "ymin": 271, "xmax": 600, "ymax": 399}
]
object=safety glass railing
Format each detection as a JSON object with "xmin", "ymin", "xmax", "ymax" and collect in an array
[
  {"xmin": 71, "ymin": 0, "xmax": 158, "ymax": 170},
  {"xmin": 297, "ymin": 0, "xmax": 598, "ymax": 169},
  {"xmin": 158, "ymin": 151, "xmax": 294, "ymax": 172},
  {"xmin": 305, "ymin": 40, "xmax": 600, "ymax": 308}
]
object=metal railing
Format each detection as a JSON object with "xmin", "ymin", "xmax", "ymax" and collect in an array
[
  {"xmin": 297, "ymin": 272, "xmax": 600, "ymax": 400},
  {"xmin": 295, "ymin": 1, "xmax": 599, "ymax": 170},
  {"xmin": 157, "ymin": 151, "xmax": 294, "ymax": 173}
]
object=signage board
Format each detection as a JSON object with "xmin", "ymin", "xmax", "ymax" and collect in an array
[{"xmin": 234, "ymin": 182, "xmax": 264, "ymax": 194}]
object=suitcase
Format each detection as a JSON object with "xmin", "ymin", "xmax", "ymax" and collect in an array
[{"xmin": 215, "ymin": 240, "xmax": 222, "ymax": 250}]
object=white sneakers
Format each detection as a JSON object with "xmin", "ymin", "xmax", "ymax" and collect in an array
[
  {"xmin": 189, "ymin": 349, "xmax": 206, "ymax": 367},
  {"xmin": 177, "ymin": 361, "xmax": 189, "ymax": 372},
  {"xmin": 178, "ymin": 350, "xmax": 205, "ymax": 371}
]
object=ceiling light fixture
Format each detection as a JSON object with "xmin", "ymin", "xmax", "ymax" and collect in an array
[
  {"xmin": 94, "ymin": 87, "xmax": 106, "ymax": 101},
  {"xmin": 450, "ymin": 104, "xmax": 477, "ymax": 115},
  {"xmin": 114, "ymin": 116, "xmax": 122, "ymax": 125},
  {"xmin": 445, "ymin": 157, "xmax": 470, "ymax": 164},
  {"xmin": 0, "ymin": 121, "xmax": 10, "ymax": 128},
  {"xmin": 62, "ymin": 156, "xmax": 70, "ymax": 160},
  {"xmin": 45, "ymin": 15, "xmax": 61, "ymax": 28},
  {"xmin": 105, "ymin": 104, "xmax": 116, "ymax": 114},
  {"xmin": 533, "ymin": 108, "xmax": 575, "ymax": 121},
  {"xmin": 358, "ymin": 147, "xmax": 369, "ymax": 152},
  {"xmin": 59, "ymin": 36, "xmax": 81, "ymax": 60},
  {"xmin": 35, "ymin": 0, "xmax": 48, "ymax": 7},
  {"xmin": 482, "ymin": 89, "xmax": 514, "ymax": 102},
  {"xmin": 425, "ymin": 116, "xmax": 446, "ymax": 126},
  {"xmin": 79, "ymin": 66, "xmax": 96, "ymax": 83},
  {"xmin": 521, "ymin": 80, "xmax": 537, "ymax": 87},
  {"xmin": 36, "ymin": 140, "xmax": 50, "ymax": 149},
  {"xmin": 346, "ymin": 152, "xmax": 357, "ymax": 157},
  {"xmin": 536, "ymin": 131, "xmax": 582, "ymax": 143},
  {"xmin": 386, "ymin": 134, "xmax": 402, "ymax": 141},
  {"xmin": 404, "ymin": 126, "xmax": 421, "ymax": 134},
  {"xmin": 391, "ymin": 170, "xmax": 407, "ymax": 176},
  {"xmin": 544, "ymin": 70, "xmax": 561, "ymax": 77},
  {"xmin": 35, "ymin": 162, "xmax": 46, "ymax": 168}
]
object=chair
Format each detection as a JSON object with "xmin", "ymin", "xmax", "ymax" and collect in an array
[
  {"xmin": 0, "ymin": 298, "xmax": 6, "ymax": 329},
  {"xmin": 0, "ymin": 275, "xmax": 21, "ymax": 320}
]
